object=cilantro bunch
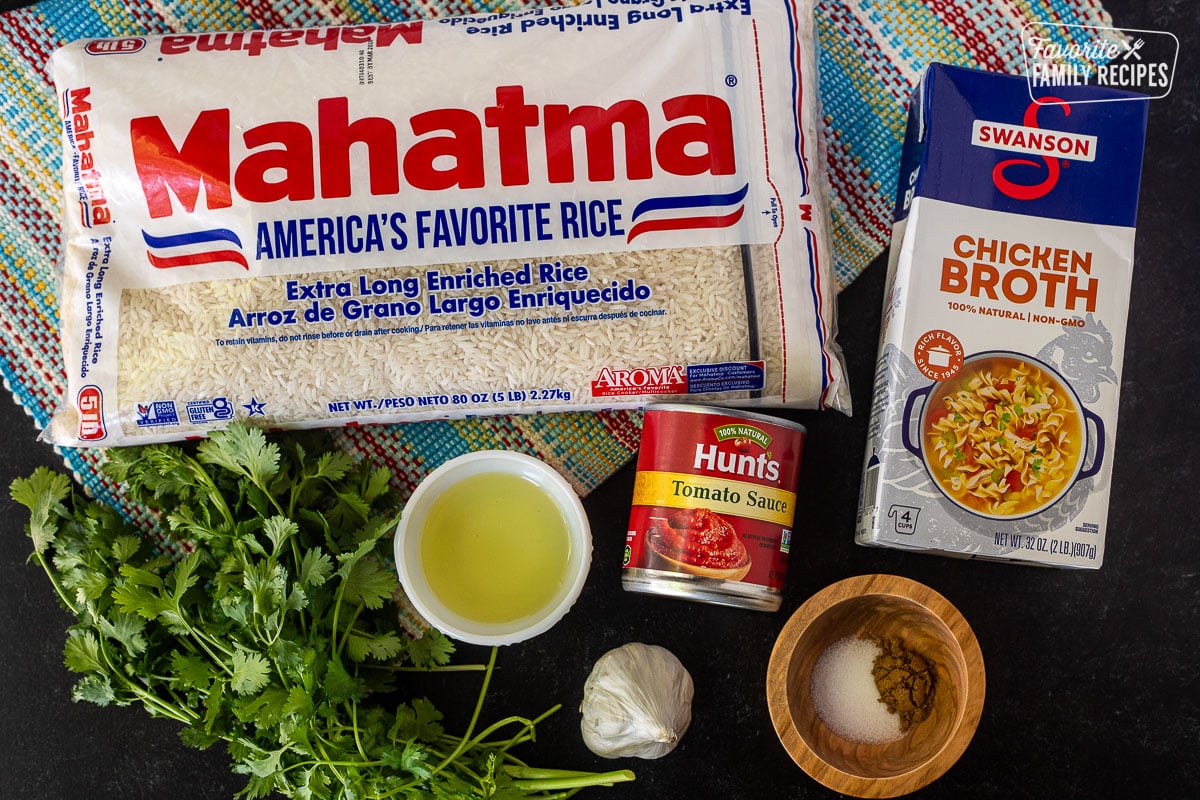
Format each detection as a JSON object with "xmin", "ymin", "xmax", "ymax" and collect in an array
[{"xmin": 11, "ymin": 424, "xmax": 633, "ymax": 799}]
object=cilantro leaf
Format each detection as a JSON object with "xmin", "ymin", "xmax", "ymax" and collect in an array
[
  {"xmin": 282, "ymin": 685, "xmax": 314, "ymax": 719},
  {"xmin": 171, "ymin": 552, "xmax": 202, "ymax": 602},
  {"xmin": 10, "ymin": 467, "xmax": 71, "ymax": 553},
  {"xmin": 381, "ymin": 740, "xmax": 434, "ymax": 780},
  {"xmin": 309, "ymin": 450, "xmax": 355, "ymax": 484},
  {"xmin": 341, "ymin": 556, "xmax": 397, "ymax": 611},
  {"xmin": 243, "ymin": 559, "xmax": 286, "ymax": 617},
  {"xmin": 98, "ymin": 612, "xmax": 148, "ymax": 657},
  {"xmin": 112, "ymin": 579, "xmax": 166, "ymax": 621},
  {"xmin": 344, "ymin": 629, "xmax": 404, "ymax": 663},
  {"xmin": 110, "ymin": 535, "xmax": 143, "ymax": 564},
  {"xmin": 74, "ymin": 570, "xmax": 110, "ymax": 603},
  {"xmin": 170, "ymin": 650, "xmax": 216, "ymax": 690},
  {"xmin": 263, "ymin": 516, "xmax": 299, "ymax": 555},
  {"xmin": 242, "ymin": 745, "xmax": 287, "ymax": 779},
  {"xmin": 299, "ymin": 548, "xmax": 334, "ymax": 588},
  {"xmin": 323, "ymin": 659, "xmax": 365, "ymax": 703},
  {"xmin": 234, "ymin": 686, "xmax": 291, "ymax": 729},
  {"xmin": 236, "ymin": 771, "xmax": 281, "ymax": 799},
  {"xmin": 390, "ymin": 698, "xmax": 444, "ymax": 744},
  {"xmin": 361, "ymin": 467, "xmax": 393, "ymax": 505},
  {"xmin": 179, "ymin": 725, "xmax": 222, "ymax": 751},
  {"xmin": 230, "ymin": 649, "xmax": 272, "ymax": 696},
  {"xmin": 63, "ymin": 631, "xmax": 105, "ymax": 674},
  {"xmin": 72, "ymin": 675, "xmax": 117, "ymax": 706},
  {"xmin": 405, "ymin": 630, "xmax": 454, "ymax": 669},
  {"xmin": 330, "ymin": 490, "xmax": 372, "ymax": 528},
  {"xmin": 267, "ymin": 638, "xmax": 305, "ymax": 678},
  {"xmin": 293, "ymin": 767, "xmax": 330, "ymax": 800},
  {"xmin": 198, "ymin": 424, "xmax": 281, "ymax": 490}
]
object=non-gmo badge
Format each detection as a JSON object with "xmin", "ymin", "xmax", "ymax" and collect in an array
[
  {"xmin": 135, "ymin": 401, "xmax": 180, "ymax": 428},
  {"xmin": 1021, "ymin": 23, "xmax": 1179, "ymax": 103}
]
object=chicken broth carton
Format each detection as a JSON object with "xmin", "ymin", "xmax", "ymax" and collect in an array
[{"xmin": 855, "ymin": 64, "xmax": 1147, "ymax": 568}]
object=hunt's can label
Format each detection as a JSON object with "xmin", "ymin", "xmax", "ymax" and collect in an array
[{"xmin": 623, "ymin": 404, "xmax": 805, "ymax": 611}]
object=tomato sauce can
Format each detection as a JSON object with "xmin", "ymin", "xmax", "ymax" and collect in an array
[{"xmin": 622, "ymin": 404, "xmax": 806, "ymax": 611}]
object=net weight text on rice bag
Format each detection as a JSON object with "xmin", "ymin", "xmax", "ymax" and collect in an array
[{"xmin": 47, "ymin": 0, "xmax": 848, "ymax": 447}]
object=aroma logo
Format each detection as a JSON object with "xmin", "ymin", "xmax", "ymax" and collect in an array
[
  {"xmin": 971, "ymin": 98, "xmax": 1094, "ymax": 200},
  {"xmin": 130, "ymin": 85, "xmax": 736, "ymax": 219},
  {"xmin": 591, "ymin": 364, "xmax": 687, "ymax": 397},
  {"xmin": 77, "ymin": 385, "xmax": 106, "ymax": 441}
]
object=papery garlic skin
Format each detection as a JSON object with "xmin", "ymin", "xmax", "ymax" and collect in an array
[{"xmin": 580, "ymin": 642, "xmax": 694, "ymax": 759}]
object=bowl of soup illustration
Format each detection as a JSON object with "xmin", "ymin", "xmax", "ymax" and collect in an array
[{"xmin": 902, "ymin": 352, "xmax": 1104, "ymax": 520}]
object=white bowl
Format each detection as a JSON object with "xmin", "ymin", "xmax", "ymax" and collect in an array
[{"xmin": 394, "ymin": 450, "xmax": 592, "ymax": 646}]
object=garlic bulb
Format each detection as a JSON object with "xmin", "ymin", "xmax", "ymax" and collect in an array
[{"xmin": 579, "ymin": 642, "xmax": 694, "ymax": 759}]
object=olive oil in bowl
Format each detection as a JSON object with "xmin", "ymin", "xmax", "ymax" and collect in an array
[
  {"xmin": 420, "ymin": 472, "xmax": 572, "ymax": 625},
  {"xmin": 394, "ymin": 451, "xmax": 592, "ymax": 646}
]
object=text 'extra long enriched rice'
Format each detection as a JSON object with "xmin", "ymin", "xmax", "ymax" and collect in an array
[{"xmin": 48, "ymin": 0, "xmax": 849, "ymax": 447}]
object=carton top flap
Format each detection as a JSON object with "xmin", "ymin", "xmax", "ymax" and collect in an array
[{"xmin": 908, "ymin": 63, "xmax": 1148, "ymax": 228}]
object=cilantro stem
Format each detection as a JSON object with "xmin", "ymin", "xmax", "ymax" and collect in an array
[
  {"xmin": 460, "ymin": 713, "xmax": 542, "ymax": 756},
  {"xmin": 277, "ymin": 758, "xmax": 384, "ymax": 774},
  {"xmin": 328, "ymin": 583, "xmax": 349, "ymax": 668},
  {"xmin": 185, "ymin": 458, "xmax": 236, "ymax": 531},
  {"xmin": 377, "ymin": 645, "xmax": 498, "ymax": 797},
  {"xmin": 34, "ymin": 552, "xmax": 81, "ymax": 617},
  {"xmin": 335, "ymin": 604, "xmax": 364, "ymax": 659},
  {"xmin": 384, "ymin": 663, "xmax": 488, "ymax": 673},
  {"xmin": 468, "ymin": 705, "xmax": 560, "ymax": 753},
  {"xmin": 90, "ymin": 626, "xmax": 198, "ymax": 725},
  {"xmin": 287, "ymin": 538, "xmax": 310, "ymax": 641},
  {"xmin": 509, "ymin": 770, "xmax": 637, "ymax": 792},
  {"xmin": 178, "ymin": 620, "xmax": 236, "ymax": 674},
  {"xmin": 348, "ymin": 701, "xmax": 369, "ymax": 761},
  {"xmin": 312, "ymin": 738, "xmax": 348, "ymax": 785},
  {"xmin": 441, "ymin": 645, "xmax": 498, "ymax": 765},
  {"xmin": 252, "ymin": 475, "xmax": 287, "ymax": 518},
  {"xmin": 503, "ymin": 767, "xmax": 607, "ymax": 779}
]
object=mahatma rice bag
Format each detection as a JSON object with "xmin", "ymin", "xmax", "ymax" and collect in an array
[
  {"xmin": 46, "ymin": 0, "xmax": 848, "ymax": 447},
  {"xmin": 855, "ymin": 64, "xmax": 1148, "ymax": 568}
]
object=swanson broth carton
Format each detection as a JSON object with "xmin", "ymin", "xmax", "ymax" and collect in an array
[{"xmin": 855, "ymin": 64, "xmax": 1147, "ymax": 568}]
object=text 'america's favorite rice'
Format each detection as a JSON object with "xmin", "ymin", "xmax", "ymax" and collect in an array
[{"xmin": 48, "ymin": 0, "xmax": 849, "ymax": 447}]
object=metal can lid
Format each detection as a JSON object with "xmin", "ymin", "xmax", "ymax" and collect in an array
[{"xmin": 644, "ymin": 402, "xmax": 807, "ymax": 435}]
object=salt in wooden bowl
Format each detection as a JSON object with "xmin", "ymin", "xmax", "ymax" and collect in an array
[{"xmin": 766, "ymin": 574, "xmax": 985, "ymax": 797}]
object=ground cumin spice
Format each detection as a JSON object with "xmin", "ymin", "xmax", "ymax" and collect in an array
[{"xmin": 869, "ymin": 635, "xmax": 935, "ymax": 731}]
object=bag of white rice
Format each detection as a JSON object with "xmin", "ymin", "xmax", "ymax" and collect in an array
[{"xmin": 47, "ymin": 0, "xmax": 849, "ymax": 446}]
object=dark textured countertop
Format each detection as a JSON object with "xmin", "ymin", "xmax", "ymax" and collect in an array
[{"xmin": 1, "ymin": 1, "xmax": 1197, "ymax": 798}]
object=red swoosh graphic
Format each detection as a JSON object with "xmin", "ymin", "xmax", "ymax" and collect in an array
[
  {"xmin": 147, "ymin": 249, "xmax": 250, "ymax": 270},
  {"xmin": 626, "ymin": 207, "xmax": 745, "ymax": 243}
]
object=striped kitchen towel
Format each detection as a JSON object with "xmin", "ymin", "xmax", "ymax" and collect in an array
[{"xmin": 0, "ymin": 0, "xmax": 1115, "ymax": 537}]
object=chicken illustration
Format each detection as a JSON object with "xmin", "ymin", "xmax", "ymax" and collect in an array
[{"xmin": 1036, "ymin": 314, "xmax": 1116, "ymax": 403}]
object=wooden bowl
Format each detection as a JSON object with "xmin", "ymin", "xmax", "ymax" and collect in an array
[{"xmin": 766, "ymin": 574, "xmax": 985, "ymax": 797}]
